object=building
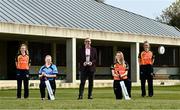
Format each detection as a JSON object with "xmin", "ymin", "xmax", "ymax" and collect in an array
[{"xmin": 0, "ymin": 0, "xmax": 180, "ymax": 87}]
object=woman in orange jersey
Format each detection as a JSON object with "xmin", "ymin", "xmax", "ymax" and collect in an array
[
  {"xmin": 138, "ymin": 41, "xmax": 155, "ymax": 97},
  {"xmin": 15, "ymin": 44, "xmax": 31, "ymax": 99},
  {"xmin": 111, "ymin": 51, "xmax": 131, "ymax": 99}
]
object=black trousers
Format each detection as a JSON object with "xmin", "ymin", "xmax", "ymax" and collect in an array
[
  {"xmin": 140, "ymin": 65, "xmax": 154, "ymax": 96},
  {"xmin": 16, "ymin": 70, "xmax": 29, "ymax": 98},
  {"xmin": 39, "ymin": 79, "xmax": 56, "ymax": 99},
  {"xmin": 79, "ymin": 69, "xmax": 94, "ymax": 97},
  {"xmin": 113, "ymin": 79, "xmax": 131, "ymax": 99}
]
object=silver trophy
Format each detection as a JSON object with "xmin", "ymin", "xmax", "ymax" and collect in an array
[{"xmin": 85, "ymin": 55, "xmax": 91, "ymax": 65}]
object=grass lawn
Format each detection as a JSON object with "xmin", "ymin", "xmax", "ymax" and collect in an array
[{"xmin": 0, "ymin": 85, "xmax": 180, "ymax": 109}]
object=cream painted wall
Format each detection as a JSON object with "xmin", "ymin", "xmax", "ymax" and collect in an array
[
  {"xmin": 1, "ymin": 22, "xmax": 180, "ymax": 82},
  {"xmin": 1, "ymin": 22, "xmax": 180, "ymax": 46}
]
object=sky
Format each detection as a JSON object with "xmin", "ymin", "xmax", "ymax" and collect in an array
[{"xmin": 105, "ymin": 0, "xmax": 175, "ymax": 19}]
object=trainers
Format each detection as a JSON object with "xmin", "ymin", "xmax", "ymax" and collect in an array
[
  {"xmin": 78, "ymin": 96, "xmax": 83, "ymax": 100},
  {"xmin": 88, "ymin": 96, "xmax": 93, "ymax": 99}
]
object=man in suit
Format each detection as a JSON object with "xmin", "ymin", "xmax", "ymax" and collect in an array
[{"xmin": 78, "ymin": 38, "xmax": 97, "ymax": 100}]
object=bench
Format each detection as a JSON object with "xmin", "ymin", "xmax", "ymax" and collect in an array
[
  {"xmin": 154, "ymin": 74, "xmax": 170, "ymax": 80},
  {"xmin": 154, "ymin": 74, "xmax": 180, "ymax": 80},
  {"xmin": 29, "ymin": 74, "xmax": 66, "ymax": 80},
  {"xmin": 169, "ymin": 75, "xmax": 180, "ymax": 79},
  {"xmin": 76, "ymin": 74, "xmax": 112, "ymax": 80}
]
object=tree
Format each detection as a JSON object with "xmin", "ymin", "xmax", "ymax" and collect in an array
[{"xmin": 156, "ymin": 0, "xmax": 180, "ymax": 29}]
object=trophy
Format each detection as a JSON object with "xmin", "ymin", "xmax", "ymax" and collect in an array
[{"xmin": 85, "ymin": 55, "xmax": 92, "ymax": 66}]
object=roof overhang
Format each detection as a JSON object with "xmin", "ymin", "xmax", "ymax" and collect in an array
[{"xmin": 0, "ymin": 22, "xmax": 180, "ymax": 46}]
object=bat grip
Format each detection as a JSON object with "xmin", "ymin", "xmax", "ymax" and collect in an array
[{"xmin": 44, "ymin": 76, "xmax": 48, "ymax": 81}]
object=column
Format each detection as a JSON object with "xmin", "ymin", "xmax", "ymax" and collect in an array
[
  {"xmin": 113, "ymin": 46, "xmax": 117, "ymax": 57},
  {"xmin": 66, "ymin": 38, "xmax": 76, "ymax": 83},
  {"xmin": 173, "ymin": 48, "xmax": 176, "ymax": 66},
  {"xmin": 130, "ymin": 42, "xmax": 140, "ymax": 82}
]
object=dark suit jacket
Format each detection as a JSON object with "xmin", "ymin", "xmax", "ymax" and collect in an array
[{"xmin": 79, "ymin": 46, "xmax": 97, "ymax": 72}]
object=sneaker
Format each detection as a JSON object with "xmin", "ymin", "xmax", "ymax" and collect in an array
[
  {"xmin": 149, "ymin": 95, "xmax": 153, "ymax": 97},
  {"xmin": 78, "ymin": 96, "xmax": 83, "ymax": 100},
  {"xmin": 88, "ymin": 96, "xmax": 93, "ymax": 99},
  {"xmin": 141, "ymin": 95, "xmax": 146, "ymax": 97},
  {"xmin": 24, "ymin": 97, "xmax": 29, "ymax": 99}
]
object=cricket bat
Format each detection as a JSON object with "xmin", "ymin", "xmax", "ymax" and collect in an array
[
  {"xmin": 45, "ymin": 80, "xmax": 55, "ymax": 100},
  {"xmin": 120, "ymin": 81, "xmax": 131, "ymax": 100}
]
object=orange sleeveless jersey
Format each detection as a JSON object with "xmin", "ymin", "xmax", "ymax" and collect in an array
[
  {"xmin": 112, "ymin": 63, "xmax": 128, "ymax": 80},
  {"xmin": 139, "ymin": 51, "xmax": 153, "ymax": 65},
  {"xmin": 16, "ymin": 54, "xmax": 30, "ymax": 70}
]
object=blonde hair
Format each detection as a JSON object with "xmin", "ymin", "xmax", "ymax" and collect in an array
[
  {"xmin": 114, "ymin": 51, "xmax": 126, "ymax": 67},
  {"xmin": 18, "ymin": 43, "xmax": 29, "ymax": 55},
  {"xmin": 45, "ymin": 55, "xmax": 52, "ymax": 59},
  {"xmin": 45, "ymin": 55, "xmax": 52, "ymax": 63}
]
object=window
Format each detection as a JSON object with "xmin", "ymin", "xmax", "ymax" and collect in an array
[
  {"xmin": 56, "ymin": 44, "xmax": 66, "ymax": 66},
  {"xmin": 150, "ymin": 46, "xmax": 180, "ymax": 67},
  {"xmin": 95, "ymin": 46, "xmax": 113, "ymax": 67},
  {"xmin": 29, "ymin": 42, "xmax": 51, "ymax": 66},
  {"xmin": 117, "ymin": 47, "xmax": 131, "ymax": 64}
]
